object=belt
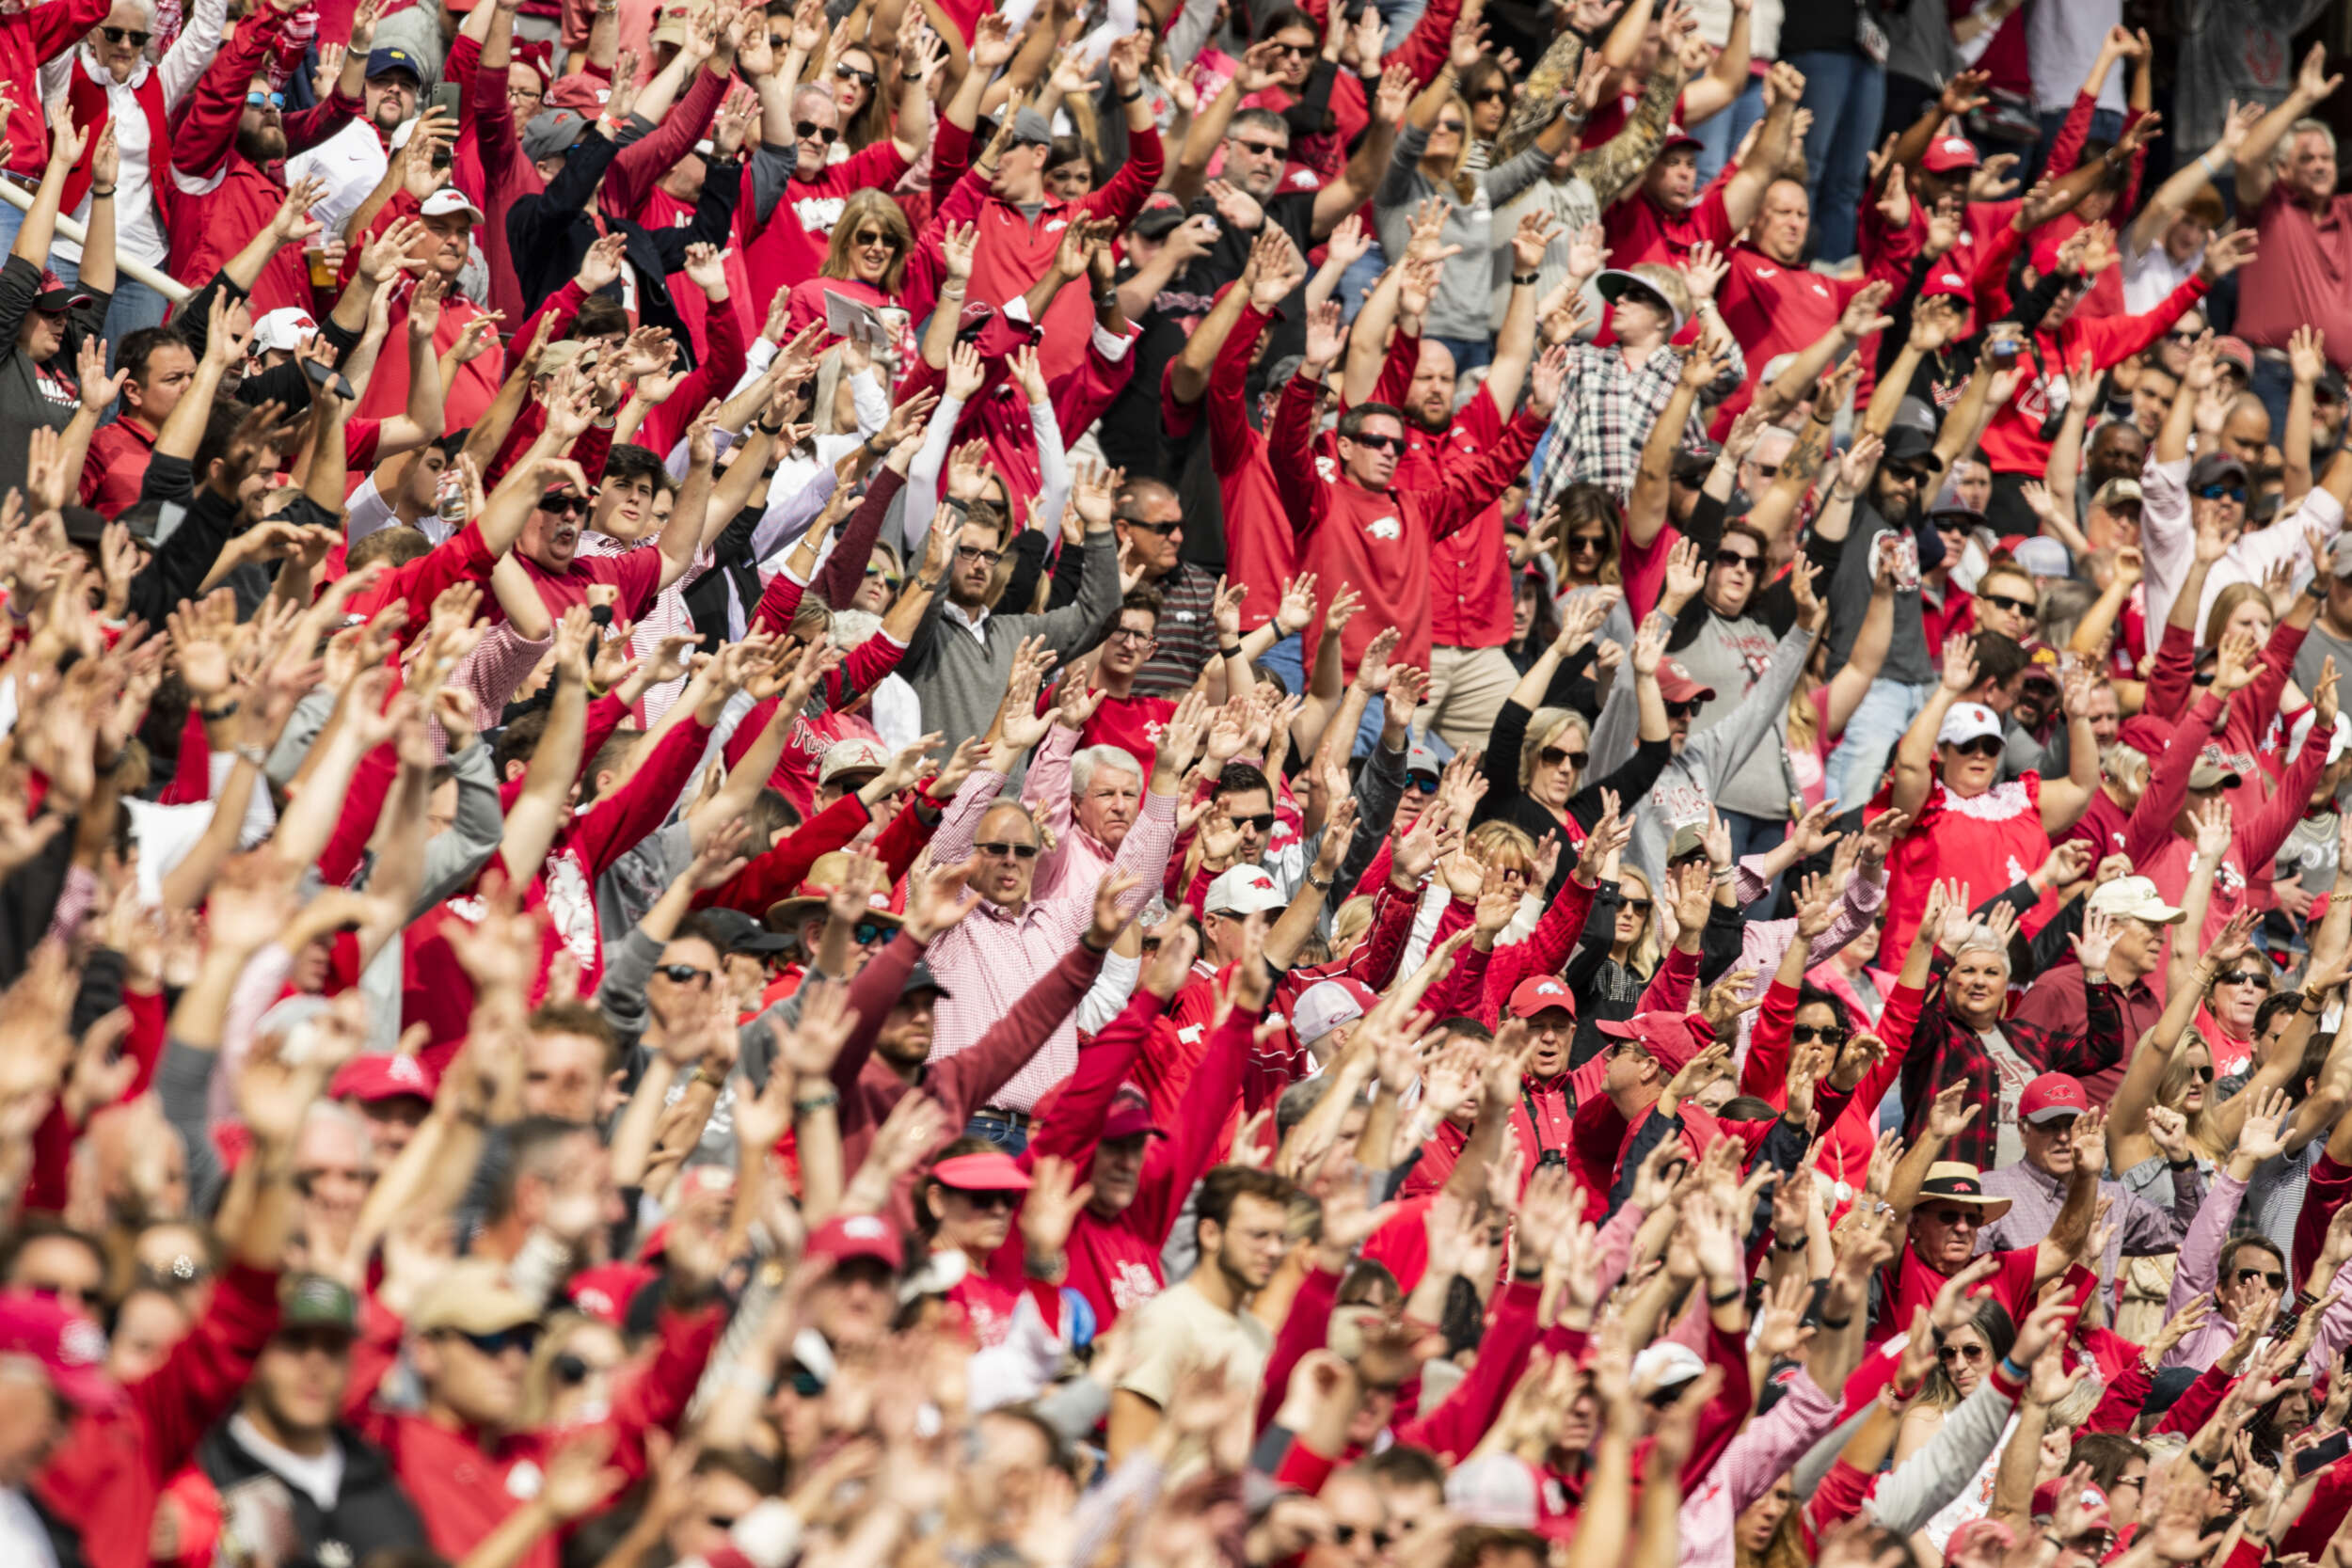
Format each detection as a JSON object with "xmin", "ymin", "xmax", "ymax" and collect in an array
[
  {"xmin": 973, "ymin": 1105, "xmax": 1033, "ymax": 1130},
  {"xmin": 2255, "ymin": 346, "xmax": 2293, "ymax": 363},
  {"xmin": 0, "ymin": 170, "xmax": 38, "ymax": 194}
]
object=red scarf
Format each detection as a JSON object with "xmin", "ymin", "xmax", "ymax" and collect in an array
[{"xmin": 62, "ymin": 52, "xmax": 171, "ymax": 218}]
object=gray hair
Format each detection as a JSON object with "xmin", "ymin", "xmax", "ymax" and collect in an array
[
  {"xmin": 1071, "ymin": 744, "xmax": 1143, "ymax": 797},
  {"xmin": 2099, "ymin": 741, "xmax": 2149, "ymax": 793},
  {"xmin": 1951, "ymin": 923, "xmax": 2012, "ymax": 970},
  {"xmin": 831, "ymin": 609, "xmax": 882, "ymax": 647},
  {"xmin": 2280, "ymin": 118, "xmax": 2339, "ymax": 168}
]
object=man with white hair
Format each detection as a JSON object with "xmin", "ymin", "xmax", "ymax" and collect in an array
[
  {"xmin": 2231, "ymin": 43, "xmax": 2352, "ymax": 435},
  {"xmin": 47, "ymin": 0, "xmax": 227, "ymax": 342}
]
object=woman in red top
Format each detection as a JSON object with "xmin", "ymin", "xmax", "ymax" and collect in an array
[
  {"xmin": 784, "ymin": 191, "xmax": 914, "ymax": 345},
  {"xmin": 919, "ymin": 1145, "xmax": 1057, "ymax": 1350}
]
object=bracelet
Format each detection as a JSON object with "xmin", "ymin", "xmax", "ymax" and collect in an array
[
  {"xmin": 1219, "ymin": 641, "xmax": 1243, "ymax": 657},
  {"xmin": 1512, "ymin": 272, "xmax": 1540, "ymax": 286},
  {"xmin": 914, "ymin": 575, "xmax": 944, "ymax": 592},
  {"xmin": 1708, "ymin": 1285, "xmax": 1744, "ymax": 1307},
  {"xmin": 1118, "ymin": 87, "xmax": 1143, "ymax": 103},
  {"xmin": 2041, "ymin": 1533, "xmax": 2067, "ymax": 1554},
  {"xmin": 793, "ymin": 1090, "xmax": 839, "ymax": 1113},
  {"xmin": 1307, "ymin": 867, "xmax": 1333, "ymax": 890},
  {"xmin": 235, "ymin": 743, "xmax": 268, "ymax": 768},
  {"xmin": 1998, "ymin": 1355, "xmax": 2030, "ymax": 1382},
  {"xmin": 692, "ymin": 1064, "xmax": 728, "ymax": 1088},
  {"xmin": 755, "ymin": 420, "xmax": 784, "ymax": 436},
  {"xmin": 1513, "ymin": 1265, "xmax": 1548, "ymax": 1282},
  {"xmin": 89, "ymin": 185, "xmax": 114, "ymax": 198}
]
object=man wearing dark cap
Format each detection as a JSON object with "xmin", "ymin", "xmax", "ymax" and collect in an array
[
  {"xmin": 283, "ymin": 43, "xmax": 423, "ymax": 234},
  {"xmin": 172, "ymin": 1275, "xmax": 430, "ymax": 1568},
  {"xmin": 1821, "ymin": 420, "xmax": 1963, "ymax": 810}
]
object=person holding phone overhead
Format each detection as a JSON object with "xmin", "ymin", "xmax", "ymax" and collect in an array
[{"xmin": 283, "ymin": 0, "xmax": 423, "ymax": 238}]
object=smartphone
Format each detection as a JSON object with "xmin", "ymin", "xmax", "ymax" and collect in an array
[
  {"xmin": 2297, "ymin": 1430, "xmax": 2350, "ymax": 1477},
  {"xmin": 427, "ymin": 81, "xmax": 461, "ymax": 166},
  {"xmin": 301, "ymin": 356, "xmax": 356, "ymax": 402}
]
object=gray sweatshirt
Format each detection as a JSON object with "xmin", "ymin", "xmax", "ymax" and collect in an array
[{"xmin": 1374, "ymin": 124, "xmax": 1557, "ymax": 344}]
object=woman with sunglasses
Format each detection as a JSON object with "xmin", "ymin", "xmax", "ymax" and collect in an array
[
  {"xmin": 831, "ymin": 42, "xmax": 894, "ymax": 154},
  {"xmin": 1473, "ymin": 590, "xmax": 1673, "ymax": 900},
  {"xmin": 914, "ymin": 1143, "xmax": 1075, "ymax": 1350},
  {"xmin": 785, "ymin": 189, "xmax": 914, "ymax": 347},
  {"xmin": 519, "ymin": 1312, "xmax": 626, "ymax": 1428},
  {"xmin": 1558, "ymin": 847, "xmax": 1658, "ymax": 1063}
]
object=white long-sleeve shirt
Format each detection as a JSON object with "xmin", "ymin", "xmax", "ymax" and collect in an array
[
  {"xmin": 47, "ymin": 0, "xmax": 228, "ymax": 268},
  {"xmin": 2140, "ymin": 449, "xmax": 2347, "ymax": 639}
]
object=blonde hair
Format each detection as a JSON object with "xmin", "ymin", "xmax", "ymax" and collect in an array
[
  {"xmin": 1429, "ymin": 91, "xmax": 1479, "ymax": 199},
  {"xmin": 2202, "ymin": 581, "xmax": 2273, "ymax": 650},
  {"xmin": 1617, "ymin": 864, "xmax": 1661, "ymax": 976},
  {"xmin": 1519, "ymin": 708, "xmax": 1589, "ymax": 790},
  {"xmin": 1331, "ymin": 895, "xmax": 1375, "ymax": 958},
  {"xmin": 818, "ymin": 191, "xmax": 913, "ymax": 294}
]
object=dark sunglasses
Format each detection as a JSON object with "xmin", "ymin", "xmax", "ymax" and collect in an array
[
  {"xmin": 1348, "ymin": 432, "xmax": 1406, "ymax": 454},
  {"xmin": 1125, "ymin": 518, "xmax": 1182, "ymax": 535},
  {"xmin": 2235, "ymin": 1267, "xmax": 2287, "ymax": 1290},
  {"xmin": 452, "ymin": 1324, "xmax": 541, "ymax": 1357},
  {"xmin": 1566, "ymin": 532, "xmax": 1609, "ymax": 554},
  {"xmin": 2198, "ymin": 483, "xmax": 2247, "ymax": 502},
  {"xmin": 657, "ymin": 964, "xmax": 712, "ymax": 984},
  {"xmin": 943, "ymin": 1186, "xmax": 1020, "ymax": 1211},
  {"xmin": 850, "ymin": 921, "xmax": 893, "ymax": 944},
  {"xmin": 1622, "ymin": 896, "xmax": 1653, "ymax": 913},
  {"xmin": 1714, "ymin": 549, "xmax": 1760, "ymax": 571},
  {"xmin": 1883, "ymin": 464, "xmax": 1930, "ymax": 486},
  {"xmin": 1791, "ymin": 1023, "xmax": 1848, "ymax": 1045},
  {"xmin": 2190, "ymin": 1063, "xmax": 2216, "ymax": 1083},
  {"xmin": 850, "ymin": 228, "xmax": 902, "ymax": 249},
  {"xmin": 2215, "ymin": 970, "xmax": 2266, "ymax": 987},
  {"xmin": 1979, "ymin": 591, "xmax": 2036, "ymax": 616},
  {"xmin": 956, "ymin": 544, "xmax": 1005, "ymax": 564},
  {"xmin": 100, "ymin": 24, "xmax": 151, "ymax": 42},
  {"xmin": 1947, "ymin": 736, "xmax": 2004, "ymax": 759},
  {"xmin": 1269, "ymin": 40, "xmax": 1313, "ymax": 56},
  {"xmin": 1539, "ymin": 745, "xmax": 1587, "ymax": 769},
  {"xmin": 834, "ymin": 61, "xmax": 878, "ymax": 85},
  {"xmin": 1937, "ymin": 1341, "xmax": 1987, "ymax": 1364},
  {"xmin": 794, "ymin": 119, "xmax": 841, "ymax": 145},
  {"xmin": 976, "ymin": 840, "xmax": 1040, "ymax": 860},
  {"xmin": 1928, "ymin": 1207, "xmax": 1980, "ymax": 1227},
  {"xmin": 551, "ymin": 1352, "xmax": 607, "ymax": 1385},
  {"xmin": 1231, "ymin": 812, "xmax": 1278, "ymax": 832},
  {"xmin": 1335, "ymin": 1526, "xmax": 1396, "ymax": 1550},
  {"xmin": 1406, "ymin": 771, "xmax": 1440, "ymax": 793},
  {"xmin": 1232, "ymin": 136, "xmax": 1288, "ymax": 157},
  {"xmin": 1665, "ymin": 699, "xmax": 1703, "ymax": 720},
  {"xmin": 538, "ymin": 493, "xmax": 590, "ymax": 517},
  {"xmin": 1434, "ymin": 118, "xmax": 1466, "ymax": 134}
]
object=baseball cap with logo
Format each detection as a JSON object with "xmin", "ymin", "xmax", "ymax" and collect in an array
[
  {"xmin": 1661, "ymin": 121, "xmax": 1701, "ymax": 153},
  {"xmin": 1922, "ymin": 135, "xmax": 1981, "ymax": 172},
  {"xmin": 2187, "ymin": 751, "xmax": 2243, "ymax": 791},
  {"xmin": 2018, "ymin": 1071, "xmax": 2090, "ymax": 1125},
  {"xmin": 1936, "ymin": 703, "xmax": 2003, "ymax": 748},
  {"xmin": 418, "ymin": 187, "xmax": 484, "ymax": 223},
  {"xmin": 1294, "ymin": 977, "xmax": 1377, "ymax": 1047},
  {"xmin": 2085, "ymin": 874, "xmax": 2185, "ymax": 926},
  {"xmin": 1206, "ymin": 864, "xmax": 1285, "ymax": 915},
  {"xmin": 567, "ymin": 1262, "xmax": 660, "ymax": 1323},
  {"xmin": 818, "ymin": 737, "xmax": 893, "ymax": 788},
  {"xmin": 1595, "ymin": 1011, "xmax": 1710, "ymax": 1074},
  {"xmin": 1130, "ymin": 192, "xmax": 1186, "ymax": 241},
  {"xmin": 1508, "ymin": 975, "xmax": 1575, "ymax": 1020},
  {"xmin": 1656, "ymin": 661, "xmax": 1717, "ymax": 705},
  {"xmin": 0, "ymin": 1291, "xmax": 124, "ymax": 1413},
  {"xmin": 410, "ymin": 1259, "xmax": 541, "ymax": 1337},
  {"xmin": 1446, "ymin": 1453, "xmax": 1543, "ymax": 1529},
  {"xmin": 807, "ymin": 1212, "xmax": 902, "ymax": 1269},
  {"xmin": 2213, "ymin": 337, "xmax": 2255, "ymax": 376},
  {"xmin": 328, "ymin": 1052, "xmax": 438, "ymax": 1104},
  {"xmin": 1921, "ymin": 266, "xmax": 1974, "ymax": 300},
  {"xmin": 522, "ymin": 108, "xmax": 590, "ymax": 161},
  {"xmin": 366, "ymin": 45, "xmax": 423, "ymax": 82},
  {"xmin": 250, "ymin": 308, "xmax": 317, "ymax": 355},
  {"xmin": 1101, "ymin": 1081, "xmax": 1167, "ymax": 1141},
  {"xmin": 280, "ymin": 1274, "xmax": 359, "ymax": 1334}
]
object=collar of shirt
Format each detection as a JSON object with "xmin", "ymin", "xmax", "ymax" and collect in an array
[
  {"xmin": 942, "ymin": 599, "xmax": 990, "ymax": 642},
  {"xmin": 2004, "ymin": 1157, "xmax": 2067, "ymax": 1199}
]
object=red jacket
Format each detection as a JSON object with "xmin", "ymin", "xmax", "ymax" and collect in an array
[
  {"xmin": 167, "ymin": 8, "xmax": 358, "ymax": 313},
  {"xmin": 0, "ymin": 0, "xmax": 111, "ymax": 179},
  {"xmin": 36, "ymin": 1261, "xmax": 282, "ymax": 1568}
]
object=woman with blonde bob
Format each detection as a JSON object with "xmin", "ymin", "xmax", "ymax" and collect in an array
[{"xmin": 783, "ymin": 190, "xmax": 914, "ymax": 342}]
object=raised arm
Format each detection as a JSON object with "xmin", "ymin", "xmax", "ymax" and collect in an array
[{"xmin": 2237, "ymin": 43, "xmax": 2341, "ymax": 212}]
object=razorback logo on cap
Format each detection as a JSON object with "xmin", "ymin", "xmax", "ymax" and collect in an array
[
  {"xmin": 840, "ymin": 1215, "xmax": 889, "ymax": 1240},
  {"xmin": 389, "ymin": 1055, "xmax": 427, "ymax": 1087},
  {"xmin": 1936, "ymin": 136, "xmax": 1972, "ymax": 156},
  {"xmin": 1525, "ymin": 979, "xmax": 1568, "ymax": 1000},
  {"xmin": 60, "ymin": 1319, "xmax": 106, "ymax": 1368}
]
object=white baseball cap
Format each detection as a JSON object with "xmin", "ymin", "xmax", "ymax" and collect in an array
[
  {"xmin": 250, "ymin": 308, "xmax": 317, "ymax": 354},
  {"xmin": 2085, "ymin": 875, "xmax": 2185, "ymax": 926},
  {"xmin": 1204, "ymin": 864, "xmax": 1285, "ymax": 916},
  {"xmin": 1936, "ymin": 703, "xmax": 2003, "ymax": 748}
]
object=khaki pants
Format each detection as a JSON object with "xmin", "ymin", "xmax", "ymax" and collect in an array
[{"xmin": 1416, "ymin": 644, "xmax": 1521, "ymax": 755}]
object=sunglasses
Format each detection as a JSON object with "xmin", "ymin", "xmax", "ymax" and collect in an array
[
  {"xmin": 865, "ymin": 566, "xmax": 901, "ymax": 586},
  {"xmin": 2215, "ymin": 970, "xmax": 2266, "ymax": 987},
  {"xmin": 1139, "ymin": 936, "xmax": 1162, "ymax": 954},
  {"xmin": 1928, "ymin": 1207, "xmax": 1980, "ymax": 1227},
  {"xmin": 1269, "ymin": 40, "xmax": 1313, "ymax": 56},
  {"xmin": 1406, "ymin": 771, "xmax": 1440, "ymax": 793},
  {"xmin": 551, "ymin": 1351, "xmax": 609, "ymax": 1386},
  {"xmin": 452, "ymin": 1324, "xmax": 541, "ymax": 1357},
  {"xmin": 1622, "ymin": 896, "xmax": 1653, "ymax": 914},
  {"xmin": 1883, "ymin": 464, "xmax": 1930, "ymax": 486},
  {"xmin": 538, "ymin": 494, "xmax": 590, "ymax": 517},
  {"xmin": 976, "ymin": 840, "xmax": 1040, "ymax": 860},
  {"xmin": 1791, "ymin": 1023, "xmax": 1848, "ymax": 1045},
  {"xmin": 794, "ymin": 119, "xmax": 841, "ymax": 145},
  {"xmin": 99, "ymin": 24, "xmax": 151, "ymax": 42},
  {"xmin": 245, "ymin": 89, "xmax": 285, "ymax": 108},
  {"xmin": 1125, "ymin": 518, "xmax": 1182, "ymax": 535},
  {"xmin": 1348, "ymin": 432, "xmax": 1406, "ymax": 454},
  {"xmin": 1947, "ymin": 736, "xmax": 2004, "ymax": 759},
  {"xmin": 2198, "ymin": 483, "xmax": 2247, "ymax": 502},
  {"xmin": 2190, "ymin": 1063, "xmax": 2216, "ymax": 1083},
  {"xmin": 940, "ymin": 1185, "xmax": 1020, "ymax": 1211},
  {"xmin": 1435, "ymin": 118, "xmax": 1466, "ymax": 134},
  {"xmin": 850, "ymin": 228, "xmax": 901, "ymax": 249},
  {"xmin": 850, "ymin": 921, "xmax": 894, "ymax": 944},
  {"xmin": 657, "ymin": 964, "xmax": 712, "ymax": 984},
  {"xmin": 1231, "ymin": 812, "xmax": 1278, "ymax": 832},
  {"xmin": 1567, "ymin": 532, "xmax": 1609, "ymax": 554},
  {"xmin": 2234, "ymin": 1267, "xmax": 2288, "ymax": 1290},
  {"xmin": 1539, "ymin": 746, "xmax": 1587, "ymax": 769},
  {"xmin": 956, "ymin": 544, "xmax": 1005, "ymax": 565},
  {"xmin": 1665, "ymin": 699, "xmax": 1703, "ymax": 720},
  {"xmin": 1334, "ymin": 1526, "xmax": 1396, "ymax": 1550},
  {"xmin": 1714, "ymin": 549, "xmax": 1760, "ymax": 571},
  {"xmin": 2162, "ymin": 329, "xmax": 2198, "ymax": 344},
  {"xmin": 834, "ymin": 61, "xmax": 878, "ymax": 85},
  {"xmin": 1979, "ymin": 591, "xmax": 2036, "ymax": 616},
  {"xmin": 1937, "ymin": 1341, "xmax": 1988, "ymax": 1364},
  {"xmin": 1232, "ymin": 136, "xmax": 1288, "ymax": 158}
]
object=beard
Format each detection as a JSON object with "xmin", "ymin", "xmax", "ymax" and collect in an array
[
  {"xmin": 237, "ymin": 123, "xmax": 286, "ymax": 164},
  {"xmin": 1876, "ymin": 484, "xmax": 1918, "ymax": 528}
]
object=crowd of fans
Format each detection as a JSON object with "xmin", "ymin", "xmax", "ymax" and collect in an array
[{"xmin": 6, "ymin": 0, "xmax": 2352, "ymax": 1564}]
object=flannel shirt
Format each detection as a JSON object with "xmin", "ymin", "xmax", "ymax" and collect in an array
[
  {"xmin": 1530, "ymin": 335, "xmax": 1746, "ymax": 508},
  {"xmin": 1895, "ymin": 954, "xmax": 2129, "ymax": 1172}
]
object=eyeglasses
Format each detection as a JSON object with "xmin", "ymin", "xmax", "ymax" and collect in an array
[
  {"xmin": 1947, "ymin": 736, "xmax": 2004, "ymax": 759},
  {"xmin": 1334, "ymin": 1526, "xmax": 1396, "ymax": 1550},
  {"xmin": 1713, "ymin": 549, "xmax": 1760, "ymax": 571},
  {"xmin": 794, "ymin": 119, "xmax": 841, "ymax": 145},
  {"xmin": 2198, "ymin": 484, "xmax": 2247, "ymax": 502},
  {"xmin": 538, "ymin": 494, "xmax": 590, "ymax": 517},
  {"xmin": 1232, "ymin": 136, "xmax": 1288, "ymax": 158},
  {"xmin": 976, "ymin": 840, "xmax": 1040, "ymax": 860},
  {"xmin": 2234, "ymin": 1267, "xmax": 2288, "ymax": 1290},
  {"xmin": 1107, "ymin": 627, "xmax": 1156, "ymax": 645},
  {"xmin": 245, "ymin": 89, "xmax": 285, "ymax": 108},
  {"xmin": 1665, "ymin": 699, "xmax": 1702, "ymax": 720},
  {"xmin": 1231, "ymin": 812, "xmax": 1278, "ymax": 832},
  {"xmin": 956, "ymin": 544, "xmax": 1005, "ymax": 565},
  {"xmin": 451, "ymin": 1324, "xmax": 541, "ymax": 1357},
  {"xmin": 1567, "ymin": 532, "xmax": 1609, "ymax": 555},
  {"xmin": 1791, "ymin": 1023, "xmax": 1849, "ymax": 1045},
  {"xmin": 1979, "ymin": 591, "xmax": 2036, "ymax": 616},
  {"xmin": 850, "ymin": 228, "xmax": 901, "ymax": 249},
  {"xmin": 100, "ymin": 24, "xmax": 151, "ymax": 43},
  {"xmin": 1347, "ymin": 432, "xmax": 1406, "ymax": 454},
  {"xmin": 834, "ymin": 61, "xmax": 878, "ymax": 85},
  {"xmin": 1936, "ymin": 1340, "xmax": 1988, "ymax": 1365},
  {"xmin": 656, "ymin": 964, "xmax": 713, "ymax": 985},
  {"xmin": 1539, "ymin": 746, "xmax": 1587, "ymax": 769},
  {"xmin": 2215, "ymin": 970, "xmax": 2266, "ymax": 987}
]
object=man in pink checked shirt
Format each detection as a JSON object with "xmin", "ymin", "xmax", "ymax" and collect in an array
[{"xmin": 923, "ymin": 684, "xmax": 1210, "ymax": 1154}]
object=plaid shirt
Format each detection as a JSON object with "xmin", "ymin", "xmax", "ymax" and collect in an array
[
  {"xmin": 1896, "ymin": 954, "xmax": 2128, "ymax": 1171},
  {"xmin": 1530, "ymin": 335, "xmax": 1747, "ymax": 508}
]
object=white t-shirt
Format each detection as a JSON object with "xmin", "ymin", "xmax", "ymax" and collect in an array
[
  {"xmin": 0, "ymin": 1488, "xmax": 60, "ymax": 1568},
  {"xmin": 2122, "ymin": 232, "xmax": 2202, "ymax": 316}
]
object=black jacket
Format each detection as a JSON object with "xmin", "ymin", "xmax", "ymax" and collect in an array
[
  {"xmin": 506, "ymin": 124, "xmax": 739, "ymax": 364},
  {"xmin": 195, "ymin": 1418, "xmax": 428, "ymax": 1568}
]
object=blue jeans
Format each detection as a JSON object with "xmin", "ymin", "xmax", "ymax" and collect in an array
[
  {"xmin": 2251, "ymin": 352, "xmax": 2296, "ymax": 454},
  {"xmin": 1260, "ymin": 632, "xmax": 1387, "ymax": 757},
  {"xmin": 1336, "ymin": 241, "xmax": 1388, "ymax": 329},
  {"xmin": 1692, "ymin": 73, "xmax": 1769, "ymax": 186},
  {"xmin": 1820, "ymin": 676, "xmax": 1933, "ymax": 811},
  {"xmin": 2033, "ymin": 105, "xmax": 2123, "ymax": 181},
  {"xmin": 1790, "ymin": 48, "xmax": 1885, "ymax": 263},
  {"xmin": 964, "ymin": 1108, "xmax": 1031, "ymax": 1157},
  {"xmin": 48, "ymin": 256, "xmax": 171, "ymax": 376}
]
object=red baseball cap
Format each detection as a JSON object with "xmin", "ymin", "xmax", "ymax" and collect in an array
[
  {"xmin": 2018, "ymin": 1071, "xmax": 2090, "ymax": 1125},
  {"xmin": 328, "ymin": 1052, "xmax": 438, "ymax": 1104},
  {"xmin": 1661, "ymin": 121, "xmax": 1702, "ymax": 154},
  {"xmin": 1595, "ymin": 1011, "xmax": 1711, "ymax": 1075},
  {"xmin": 930, "ymin": 1151, "xmax": 1033, "ymax": 1193},
  {"xmin": 547, "ymin": 71, "xmax": 610, "ymax": 112},
  {"xmin": 1101, "ymin": 1081, "xmax": 1167, "ymax": 1142},
  {"xmin": 807, "ymin": 1213, "xmax": 903, "ymax": 1269},
  {"xmin": 2030, "ymin": 1478, "xmax": 2111, "ymax": 1527},
  {"xmin": 0, "ymin": 1291, "xmax": 125, "ymax": 1414},
  {"xmin": 1656, "ymin": 661, "xmax": 1718, "ymax": 705},
  {"xmin": 566, "ymin": 1262, "xmax": 660, "ymax": 1323},
  {"xmin": 1921, "ymin": 135, "xmax": 1981, "ymax": 173},
  {"xmin": 1921, "ymin": 266, "xmax": 1973, "ymax": 300},
  {"xmin": 1508, "ymin": 975, "xmax": 1575, "ymax": 1020}
]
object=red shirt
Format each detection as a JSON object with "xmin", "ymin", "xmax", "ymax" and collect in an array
[
  {"xmin": 1876, "ymin": 771, "xmax": 2049, "ymax": 969},
  {"xmin": 1710, "ymin": 245, "xmax": 1864, "ymax": 436},
  {"xmin": 1205, "ymin": 305, "xmax": 1301, "ymax": 634},
  {"xmin": 1401, "ymin": 388, "xmax": 1515, "ymax": 651},
  {"xmin": 1080, "ymin": 691, "xmax": 1174, "ymax": 775},
  {"xmin": 2238, "ymin": 183, "xmax": 2352, "ymax": 362},
  {"xmin": 1600, "ymin": 176, "xmax": 1734, "ymax": 272},
  {"xmin": 80, "ymin": 416, "xmax": 159, "ymax": 517},
  {"xmin": 518, "ymin": 541, "xmax": 665, "ymax": 623},
  {"xmin": 1874, "ymin": 1242, "xmax": 2040, "ymax": 1343}
]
